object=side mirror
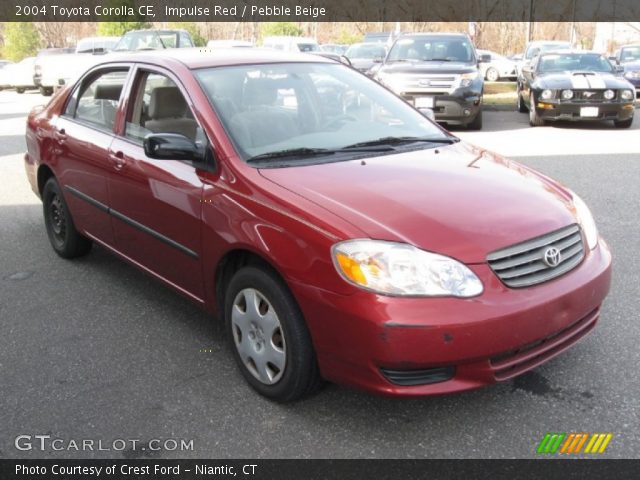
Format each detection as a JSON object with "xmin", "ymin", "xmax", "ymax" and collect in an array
[
  {"xmin": 614, "ymin": 65, "xmax": 625, "ymax": 73},
  {"xmin": 144, "ymin": 133, "xmax": 204, "ymax": 162},
  {"xmin": 479, "ymin": 54, "xmax": 491, "ymax": 63},
  {"xmin": 372, "ymin": 56, "xmax": 384, "ymax": 63}
]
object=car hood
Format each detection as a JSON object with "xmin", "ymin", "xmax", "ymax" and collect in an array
[
  {"xmin": 624, "ymin": 61, "xmax": 640, "ymax": 72},
  {"xmin": 535, "ymin": 71, "xmax": 631, "ymax": 89},
  {"xmin": 378, "ymin": 61, "xmax": 477, "ymax": 75},
  {"xmin": 258, "ymin": 142, "xmax": 578, "ymax": 264}
]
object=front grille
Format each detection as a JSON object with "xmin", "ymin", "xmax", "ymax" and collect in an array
[
  {"xmin": 487, "ymin": 224, "xmax": 584, "ymax": 288},
  {"xmin": 380, "ymin": 366, "xmax": 455, "ymax": 386}
]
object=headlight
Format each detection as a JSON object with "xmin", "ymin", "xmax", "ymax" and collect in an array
[
  {"xmin": 460, "ymin": 72, "xmax": 479, "ymax": 87},
  {"xmin": 332, "ymin": 240, "xmax": 483, "ymax": 297},
  {"xmin": 603, "ymin": 89, "xmax": 615, "ymax": 100},
  {"xmin": 561, "ymin": 89, "xmax": 573, "ymax": 100},
  {"xmin": 541, "ymin": 89, "xmax": 554, "ymax": 100},
  {"xmin": 571, "ymin": 193, "xmax": 598, "ymax": 250},
  {"xmin": 620, "ymin": 89, "xmax": 634, "ymax": 100}
]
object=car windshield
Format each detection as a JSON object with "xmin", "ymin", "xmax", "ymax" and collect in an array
[
  {"xmin": 387, "ymin": 36, "xmax": 474, "ymax": 63},
  {"xmin": 195, "ymin": 62, "xmax": 450, "ymax": 164},
  {"xmin": 297, "ymin": 43, "xmax": 318, "ymax": 52},
  {"xmin": 345, "ymin": 44, "xmax": 386, "ymax": 59},
  {"xmin": 621, "ymin": 46, "xmax": 640, "ymax": 62},
  {"xmin": 76, "ymin": 38, "xmax": 118, "ymax": 53},
  {"xmin": 537, "ymin": 53, "xmax": 613, "ymax": 73},
  {"xmin": 114, "ymin": 32, "xmax": 178, "ymax": 51}
]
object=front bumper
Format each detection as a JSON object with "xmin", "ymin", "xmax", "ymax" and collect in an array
[
  {"xmin": 401, "ymin": 92, "xmax": 482, "ymax": 125},
  {"xmin": 291, "ymin": 240, "xmax": 612, "ymax": 396},
  {"xmin": 536, "ymin": 101, "xmax": 635, "ymax": 122}
]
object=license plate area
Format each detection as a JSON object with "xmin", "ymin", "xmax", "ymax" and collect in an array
[
  {"xmin": 415, "ymin": 96, "xmax": 435, "ymax": 109},
  {"xmin": 580, "ymin": 107, "xmax": 599, "ymax": 117}
]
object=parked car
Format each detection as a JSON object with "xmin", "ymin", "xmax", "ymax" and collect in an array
[
  {"xmin": 114, "ymin": 29, "xmax": 194, "ymax": 52},
  {"xmin": 344, "ymin": 43, "xmax": 387, "ymax": 75},
  {"xmin": 374, "ymin": 32, "xmax": 488, "ymax": 129},
  {"xmin": 622, "ymin": 60, "xmax": 640, "ymax": 96},
  {"xmin": 517, "ymin": 50, "xmax": 635, "ymax": 128},
  {"xmin": 319, "ymin": 44, "xmax": 348, "ymax": 55},
  {"xmin": 0, "ymin": 60, "xmax": 14, "ymax": 90},
  {"xmin": 363, "ymin": 32, "xmax": 395, "ymax": 46},
  {"xmin": 476, "ymin": 49, "xmax": 517, "ymax": 81},
  {"xmin": 612, "ymin": 44, "xmax": 640, "ymax": 65},
  {"xmin": 8, "ymin": 57, "xmax": 38, "ymax": 93},
  {"xmin": 25, "ymin": 48, "xmax": 611, "ymax": 402},
  {"xmin": 36, "ymin": 37, "xmax": 120, "ymax": 96},
  {"xmin": 33, "ymin": 48, "xmax": 75, "ymax": 94},
  {"xmin": 262, "ymin": 36, "xmax": 319, "ymax": 52},
  {"xmin": 517, "ymin": 40, "xmax": 572, "ymax": 78},
  {"xmin": 206, "ymin": 40, "xmax": 254, "ymax": 49}
]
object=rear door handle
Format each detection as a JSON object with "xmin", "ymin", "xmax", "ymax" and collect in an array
[{"xmin": 109, "ymin": 150, "xmax": 127, "ymax": 170}]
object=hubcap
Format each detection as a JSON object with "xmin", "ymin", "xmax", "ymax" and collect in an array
[
  {"xmin": 231, "ymin": 288, "xmax": 286, "ymax": 385},
  {"xmin": 49, "ymin": 194, "xmax": 66, "ymax": 241}
]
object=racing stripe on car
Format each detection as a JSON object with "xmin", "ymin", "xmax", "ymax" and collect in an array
[
  {"xmin": 571, "ymin": 74, "xmax": 590, "ymax": 89},
  {"xmin": 586, "ymin": 75, "xmax": 606, "ymax": 89}
]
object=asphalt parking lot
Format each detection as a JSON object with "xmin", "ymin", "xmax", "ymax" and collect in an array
[{"xmin": 1, "ymin": 90, "xmax": 639, "ymax": 459}]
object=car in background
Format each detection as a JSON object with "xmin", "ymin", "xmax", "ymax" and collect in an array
[
  {"xmin": 114, "ymin": 29, "xmax": 194, "ymax": 52},
  {"xmin": 206, "ymin": 40, "xmax": 254, "ymax": 49},
  {"xmin": 517, "ymin": 50, "xmax": 635, "ymax": 128},
  {"xmin": 24, "ymin": 48, "xmax": 612, "ymax": 402},
  {"xmin": 0, "ymin": 60, "xmax": 13, "ymax": 90},
  {"xmin": 363, "ymin": 32, "xmax": 396, "ymax": 46},
  {"xmin": 262, "ymin": 36, "xmax": 319, "ymax": 52},
  {"xmin": 36, "ymin": 37, "xmax": 120, "ymax": 96},
  {"xmin": 344, "ymin": 43, "xmax": 387, "ymax": 75},
  {"xmin": 517, "ymin": 40, "xmax": 572, "ymax": 77},
  {"xmin": 612, "ymin": 44, "xmax": 640, "ymax": 65},
  {"xmin": 319, "ymin": 44, "xmax": 348, "ymax": 55},
  {"xmin": 477, "ymin": 49, "xmax": 517, "ymax": 81},
  {"xmin": 6, "ymin": 57, "xmax": 37, "ymax": 93},
  {"xmin": 622, "ymin": 60, "xmax": 640, "ymax": 96},
  {"xmin": 374, "ymin": 32, "xmax": 488, "ymax": 129},
  {"xmin": 33, "ymin": 48, "xmax": 75, "ymax": 94}
]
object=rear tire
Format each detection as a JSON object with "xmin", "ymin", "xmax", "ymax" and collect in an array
[
  {"xmin": 528, "ymin": 93, "xmax": 545, "ymax": 126},
  {"xmin": 486, "ymin": 68, "xmax": 499, "ymax": 82},
  {"xmin": 614, "ymin": 118, "xmax": 633, "ymax": 129},
  {"xmin": 467, "ymin": 108, "xmax": 483, "ymax": 130},
  {"xmin": 42, "ymin": 178, "xmax": 92, "ymax": 258},
  {"xmin": 40, "ymin": 86, "xmax": 53, "ymax": 96},
  {"xmin": 16, "ymin": 88, "xmax": 25, "ymax": 94},
  {"xmin": 517, "ymin": 86, "xmax": 528, "ymax": 113},
  {"xmin": 225, "ymin": 266, "xmax": 323, "ymax": 402}
]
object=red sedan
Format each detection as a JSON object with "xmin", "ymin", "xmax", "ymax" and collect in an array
[{"xmin": 24, "ymin": 49, "xmax": 612, "ymax": 401}]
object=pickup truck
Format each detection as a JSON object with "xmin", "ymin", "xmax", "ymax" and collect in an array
[{"xmin": 35, "ymin": 39, "xmax": 119, "ymax": 96}]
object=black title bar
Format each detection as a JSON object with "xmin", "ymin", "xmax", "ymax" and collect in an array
[{"xmin": 1, "ymin": 0, "xmax": 640, "ymax": 22}]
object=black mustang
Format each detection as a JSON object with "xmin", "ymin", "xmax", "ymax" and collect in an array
[{"xmin": 517, "ymin": 51, "xmax": 636, "ymax": 128}]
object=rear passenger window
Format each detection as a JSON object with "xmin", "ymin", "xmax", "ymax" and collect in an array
[
  {"xmin": 73, "ymin": 70, "xmax": 128, "ymax": 131},
  {"xmin": 125, "ymin": 72, "xmax": 205, "ymax": 145}
]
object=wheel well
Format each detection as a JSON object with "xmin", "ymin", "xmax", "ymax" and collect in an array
[
  {"xmin": 37, "ymin": 165, "xmax": 55, "ymax": 195},
  {"xmin": 214, "ymin": 249, "xmax": 281, "ymax": 320}
]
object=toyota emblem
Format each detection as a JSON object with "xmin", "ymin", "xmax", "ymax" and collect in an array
[
  {"xmin": 543, "ymin": 247, "xmax": 562, "ymax": 267},
  {"xmin": 418, "ymin": 79, "xmax": 431, "ymax": 87}
]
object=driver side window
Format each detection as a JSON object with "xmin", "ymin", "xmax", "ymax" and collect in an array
[{"xmin": 125, "ymin": 71, "xmax": 205, "ymax": 145}]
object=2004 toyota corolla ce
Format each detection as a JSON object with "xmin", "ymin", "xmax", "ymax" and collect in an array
[{"xmin": 24, "ymin": 49, "xmax": 611, "ymax": 401}]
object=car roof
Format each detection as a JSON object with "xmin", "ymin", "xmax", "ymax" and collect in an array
[
  {"xmin": 399, "ymin": 32, "xmax": 468, "ymax": 38},
  {"xmin": 101, "ymin": 47, "xmax": 334, "ymax": 69},
  {"xmin": 540, "ymin": 49, "xmax": 603, "ymax": 56}
]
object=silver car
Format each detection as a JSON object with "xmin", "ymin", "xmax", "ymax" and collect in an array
[{"xmin": 477, "ymin": 49, "xmax": 517, "ymax": 81}]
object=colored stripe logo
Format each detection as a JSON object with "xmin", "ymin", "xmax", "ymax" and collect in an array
[{"xmin": 537, "ymin": 433, "xmax": 613, "ymax": 454}]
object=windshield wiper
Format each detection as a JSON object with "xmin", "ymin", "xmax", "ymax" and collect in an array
[
  {"xmin": 246, "ymin": 148, "xmax": 335, "ymax": 163},
  {"xmin": 425, "ymin": 58, "xmax": 453, "ymax": 62},
  {"xmin": 340, "ymin": 136, "xmax": 459, "ymax": 149}
]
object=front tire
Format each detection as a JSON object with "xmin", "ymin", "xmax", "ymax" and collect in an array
[
  {"xmin": 529, "ymin": 93, "xmax": 545, "ymax": 126},
  {"xmin": 40, "ymin": 86, "xmax": 53, "ymax": 96},
  {"xmin": 614, "ymin": 118, "xmax": 633, "ymax": 128},
  {"xmin": 467, "ymin": 108, "xmax": 483, "ymax": 130},
  {"xmin": 225, "ymin": 266, "xmax": 323, "ymax": 402},
  {"xmin": 16, "ymin": 87, "xmax": 25, "ymax": 94},
  {"xmin": 42, "ymin": 178, "xmax": 92, "ymax": 258}
]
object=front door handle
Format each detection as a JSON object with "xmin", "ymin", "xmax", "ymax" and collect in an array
[
  {"xmin": 109, "ymin": 151, "xmax": 126, "ymax": 170},
  {"xmin": 54, "ymin": 128, "xmax": 67, "ymax": 143}
]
